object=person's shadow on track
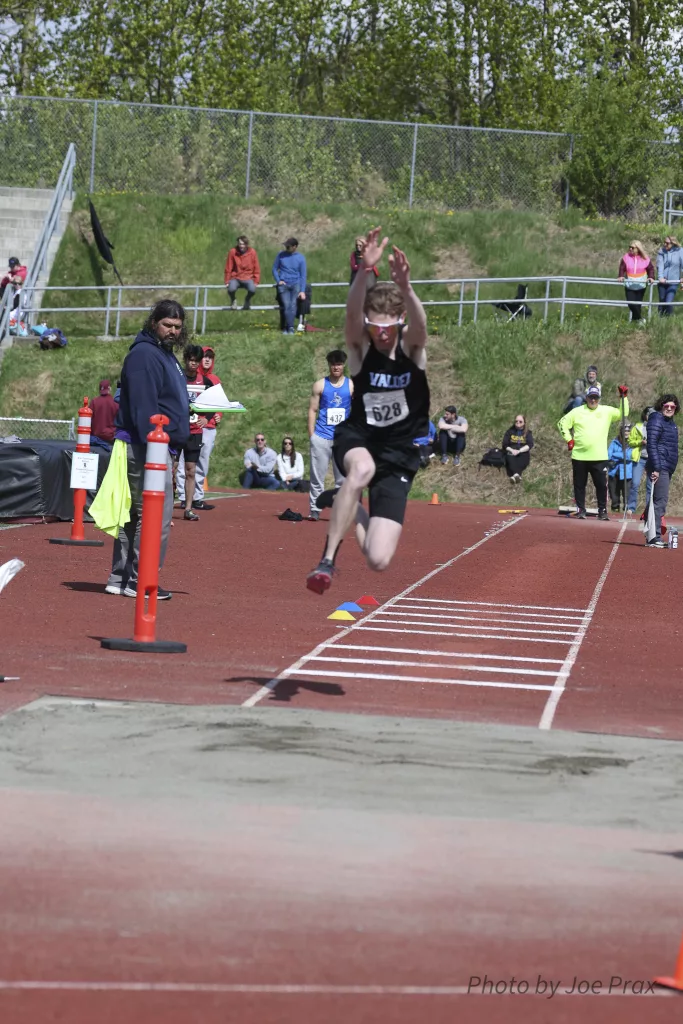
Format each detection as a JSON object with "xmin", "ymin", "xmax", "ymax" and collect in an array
[{"xmin": 228, "ymin": 677, "xmax": 345, "ymax": 702}]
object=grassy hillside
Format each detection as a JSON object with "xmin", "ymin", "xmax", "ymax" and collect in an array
[{"xmin": 2, "ymin": 195, "xmax": 682, "ymax": 512}]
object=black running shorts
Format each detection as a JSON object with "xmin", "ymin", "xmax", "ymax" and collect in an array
[
  {"xmin": 181, "ymin": 434, "xmax": 203, "ymax": 464},
  {"xmin": 333, "ymin": 421, "xmax": 417, "ymax": 526}
]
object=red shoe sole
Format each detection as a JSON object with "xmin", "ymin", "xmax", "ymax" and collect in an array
[{"xmin": 306, "ymin": 571, "xmax": 332, "ymax": 595}]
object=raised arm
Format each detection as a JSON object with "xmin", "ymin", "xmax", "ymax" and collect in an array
[
  {"xmin": 389, "ymin": 246, "xmax": 427, "ymax": 366},
  {"xmin": 345, "ymin": 227, "xmax": 388, "ymax": 371},
  {"xmin": 308, "ymin": 379, "xmax": 324, "ymax": 436}
]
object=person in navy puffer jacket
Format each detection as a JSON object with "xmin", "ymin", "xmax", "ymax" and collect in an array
[
  {"xmin": 106, "ymin": 299, "xmax": 190, "ymax": 597},
  {"xmin": 646, "ymin": 393, "xmax": 680, "ymax": 546}
]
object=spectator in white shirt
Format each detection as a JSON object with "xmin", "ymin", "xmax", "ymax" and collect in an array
[{"xmin": 276, "ymin": 435, "xmax": 305, "ymax": 490}]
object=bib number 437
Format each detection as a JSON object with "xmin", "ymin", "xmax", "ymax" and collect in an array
[{"xmin": 363, "ymin": 388, "xmax": 408, "ymax": 427}]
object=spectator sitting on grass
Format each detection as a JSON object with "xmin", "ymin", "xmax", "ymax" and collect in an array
[
  {"xmin": 503, "ymin": 414, "xmax": 534, "ymax": 484},
  {"xmin": 243, "ymin": 432, "xmax": 280, "ymax": 490},
  {"xmin": 413, "ymin": 420, "xmax": 437, "ymax": 468},
  {"xmin": 438, "ymin": 405, "xmax": 468, "ymax": 466},
  {"xmin": 224, "ymin": 235, "xmax": 260, "ymax": 311},
  {"xmin": 273, "ymin": 237, "xmax": 307, "ymax": 335},
  {"xmin": 276, "ymin": 436, "xmax": 305, "ymax": 490}
]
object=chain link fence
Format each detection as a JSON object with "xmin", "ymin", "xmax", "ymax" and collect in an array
[
  {"xmin": 0, "ymin": 95, "xmax": 677, "ymax": 216},
  {"xmin": 0, "ymin": 416, "xmax": 76, "ymax": 440},
  {"xmin": 0, "ymin": 95, "xmax": 573, "ymax": 212}
]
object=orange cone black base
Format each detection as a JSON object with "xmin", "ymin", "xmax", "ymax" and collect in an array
[{"xmin": 101, "ymin": 637, "xmax": 186, "ymax": 654}]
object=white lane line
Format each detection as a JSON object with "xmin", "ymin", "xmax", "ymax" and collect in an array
[
  {"xmin": 396, "ymin": 604, "xmax": 584, "ymax": 623},
  {"xmin": 0, "ymin": 981, "xmax": 671, "ymax": 997},
  {"xmin": 378, "ymin": 610, "xmax": 580, "ymax": 632},
  {"xmin": 368, "ymin": 618, "xmax": 578, "ymax": 637},
  {"xmin": 539, "ymin": 520, "xmax": 627, "ymax": 730},
  {"xmin": 357, "ymin": 626, "xmax": 572, "ymax": 645},
  {"xmin": 291, "ymin": 669, "xmax": 553, "ymax": 691},
  {"xmin": 398, "ymin": 598, "xmax": 588, "ymax": 613},
  {"xmin": 309, "ymin": 656, "xmax": 557, "ymax": 677},
  {"xmin": 242, "ymin": 515, "xmax": 526, "ymax": 707},
  {"xmin": 333, "ymin": 643, "xmax": 564, "ymax": 665}
]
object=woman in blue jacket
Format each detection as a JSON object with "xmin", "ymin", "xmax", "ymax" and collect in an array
[
  {"xmin": 646, "ymin": 393, "xmax": 680, "ymax": 546},
  {"xmin": 656, "ymin": 236, "xmax": 683, "ymax": 317}
]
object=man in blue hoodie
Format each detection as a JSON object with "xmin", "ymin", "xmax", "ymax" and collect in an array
[
  {"xmin": 105, "ymin": 299, "xmax": 190, "ymax": 600},
  {"xmin": 272, "ymin": 237, "xmax": 307, "ymax": 335}
]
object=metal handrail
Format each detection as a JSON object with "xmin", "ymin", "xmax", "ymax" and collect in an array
[
  {"xmin": 17, "ymin": 273, "xmax": 682, "ymax": 335},
  {"xmin": 13, "ymin": 143, "xmax": 76, "ymax": 336}
]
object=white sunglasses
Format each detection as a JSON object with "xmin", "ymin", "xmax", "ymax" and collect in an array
[{"xmin": 364, "ymin": 316, "xmax": 404, "ymax": 330}]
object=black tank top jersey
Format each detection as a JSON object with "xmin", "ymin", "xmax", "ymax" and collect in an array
[{"xmin": 348, "ymin": 332, "xmax": 430, "ymax": 446}]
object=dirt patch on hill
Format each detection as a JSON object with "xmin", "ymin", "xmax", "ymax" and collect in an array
[
  {"xmin": 233, "ymin": 207, "xmax": 342, "ymax": 250},
  {"xmin": 433, "ymin": 246, "xmax": 486, "ymax": 292},
  {"xmin": 6, "ymin": 370, "xmax": 54, "ymax": 417}
]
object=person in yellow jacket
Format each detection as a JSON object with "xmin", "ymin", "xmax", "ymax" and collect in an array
[{"xmin": 557, "ymin": 384, "xmax": 629, "ymax": 520}]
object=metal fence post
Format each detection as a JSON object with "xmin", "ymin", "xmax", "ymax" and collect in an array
[
  {"xmin": 245, "ymin": 111, "xmax": 254, "ymax": 199},
  {"xmin": 193, "ymin": 285, "xmax": 200, "ymax": 331},
  {"xmin": 458, "ymin": 281, "xmax": 464, "ymax": 326},
  {"xmin": 201, "ymin": 286, "xmax": 208, "ymax": 334},
  {"xmin": 473, "ymin": 280, "xmax": 480, "ymax": 323},
  {"xmin": 560, "ymin": 278, "xmax": 567, "ymax": 324},
  {"xmin": 564, "ymin": 135, "xmax": 573, "ymax": 210},
  {"xmin": 115, "ymin": 286, "xmax": 122, "ymax": 337},
  {"xmin": 104, "ymin": 285, "xmax": 112, "ymax": 336},
  {"xmin": 408, "ymin": 123, "xmax": 418, "ymax": 209},
  {"xmin": 89, "ymin": 100, "xmax": 98, "ymax": 194},
  {"xmin": 544, "ymin": 278, "xmax": 550, "ymax": 321}
]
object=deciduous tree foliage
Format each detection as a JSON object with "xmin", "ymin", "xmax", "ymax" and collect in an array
[{"xmin": 1, "ymin": 0, "xmax": 681, "ymax": 213}]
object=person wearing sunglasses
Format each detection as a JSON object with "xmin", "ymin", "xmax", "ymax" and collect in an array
[
  {"xmin": 655, "ymin": 236, "xmax": 683, "ymax": 317},
  {"xmin": 557, "ymin": 383, "xmax": 630, "ymax": 520},
  {"xmin": 503, "ymin": 414, "xmax": 534, "ymax": 483},
  {"xmin": 306, "ymin": 227, "xmax": 429, "ymax": 593},
  {"xmin": 617, "ymin": 240, "xmax": 655, "ymax": 323},
  {"xmin": 645, "ymin": 394, "xmax": 680, "ymax": 547}
]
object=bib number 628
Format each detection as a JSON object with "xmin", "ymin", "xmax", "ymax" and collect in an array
[{"xmin": 363, "ymin": 388, "xmax": 408, "ymax": 427}]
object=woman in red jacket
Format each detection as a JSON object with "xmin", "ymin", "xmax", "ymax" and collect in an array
[{"xmin": 224, "ymin": 236, "xmax": 261, "ymax": 310}]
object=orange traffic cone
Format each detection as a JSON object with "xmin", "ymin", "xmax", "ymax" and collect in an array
[
  {"xmin": 655, "ymin": 933, "xmax": 683, "ymax": 991},
  {"xmin": 430, "ymin": 492, "xmax": 439, "ymax": 506},
  {"xmin": 203, "ymin": 477, "xmax": 209, "ymax": 492}
]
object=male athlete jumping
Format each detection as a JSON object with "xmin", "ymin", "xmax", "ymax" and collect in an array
[{"xmin": 306, "ymin": 227, "xmax": 430, "ymax": 593}]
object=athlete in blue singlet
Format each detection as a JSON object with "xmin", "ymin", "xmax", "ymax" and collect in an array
[{"xmin": 307, "ymin": 350, "xmax": 354, "ymax": 520}]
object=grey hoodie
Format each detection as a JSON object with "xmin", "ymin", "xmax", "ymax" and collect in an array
[{"xmin": 656, "ymin": 244, "xmax": 683, "ymax": 284}]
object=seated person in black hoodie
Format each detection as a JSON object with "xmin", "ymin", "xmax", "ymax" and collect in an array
[{"xmin": 105, "ymin": 299, "xmax": 190, "ymax": 601}]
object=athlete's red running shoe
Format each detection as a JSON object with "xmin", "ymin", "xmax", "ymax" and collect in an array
[{"xmin": 306, "ymin": 558, "xmax": 336, "ymax": 594}]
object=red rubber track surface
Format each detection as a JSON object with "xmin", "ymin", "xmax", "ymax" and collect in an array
[
  {"xmin": 0, "ymin": 491, "xmax": 681, "ymax": 738},
  {"xmin": 2, "ymin": 492, "xmax": 683, "ymax": 1023}
]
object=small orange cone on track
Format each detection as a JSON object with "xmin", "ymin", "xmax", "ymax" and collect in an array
[
  {"xmin": 357, "ymin": 595, "xmax": 380, "ymax": 607},
  {"xmin": 430, "ymin": 492, "xmax": 440, "ymax": 505},
  {"xmin": 655, "ymin": 933, "xmax": 683, "ymax": 991}
]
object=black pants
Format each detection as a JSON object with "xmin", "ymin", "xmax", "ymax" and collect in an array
[
  {"xmin": 439, "ymin": 431, "xmax": 466, "ymax": 457},
  {"xmin": 608, "ymin": 474, "xmax": 631, "ymax": 510},
  {"xmin": 505, "ymin": 451, "xmax": 530, "ymax": 478},
  {"xmin": 624, "ymin": 286, "xmax": 646, "ymax": 321},
  {"xmin": 572, "ymin": 460, "xmax": 608, "ymax": 512}
]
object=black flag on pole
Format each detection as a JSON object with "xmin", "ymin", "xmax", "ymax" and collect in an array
[{"xmin": 89, "ymin": 199, "xmax": 123, "ymax": 284}]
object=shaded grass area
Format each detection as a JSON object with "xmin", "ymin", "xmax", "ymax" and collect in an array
[
  {"xmin": 2, "ymin": 312, "xmax": 683, "ymax": 513},
  {"xmin": 3, "ymin": 195, "xmax": 683, "ymax": 512}
]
